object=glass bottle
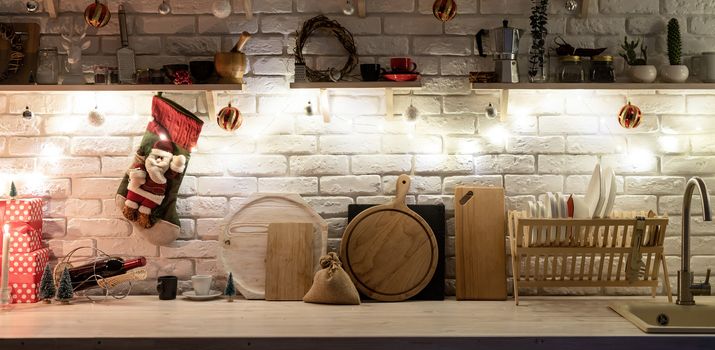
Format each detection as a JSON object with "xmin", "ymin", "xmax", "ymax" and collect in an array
[
  {"xmin": 559, "ymin": 55, "xmax": 584, "ymax": 83},
  {"xmin": 36, "ymin": 48, "xmax": 59, "ymax": 85}
]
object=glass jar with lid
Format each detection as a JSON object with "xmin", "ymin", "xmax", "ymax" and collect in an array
[
  {"xmin": 36, "ymin": 48, "xmax": 59, "ymax": 85},
  {"xmin": 590, "ymin": 55, "xmax": 615, "ymax": 82},
  {"xmin": 559, "ymin": 55, "xmax": 584, "ymax": 83}
]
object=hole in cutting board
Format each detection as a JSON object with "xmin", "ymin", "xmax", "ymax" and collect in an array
[{"xmin": 458, "ymin": 191, "xmax": 474, "ymax": 205}]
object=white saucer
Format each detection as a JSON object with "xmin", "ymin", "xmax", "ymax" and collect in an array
[{"xmin": 182, "ymin": 290, "xmax": 222, "ymax": 301}]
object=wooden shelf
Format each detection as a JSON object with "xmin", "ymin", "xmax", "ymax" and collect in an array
[
  {"xmin": 0, "ymin": 84, "xmax": 243, "ymax": 92},
  {"xmin": 290, "ymin": 81, "xmax": 422, "ymax": 89},
  {"xmin": 470, "ymin": 82, "xmax": 715, "ymax": 90}
]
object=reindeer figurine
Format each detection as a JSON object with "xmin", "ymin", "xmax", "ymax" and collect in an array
[{"xmin": 60, "ymin": 18, "xmax": 91, "ymax": 84}]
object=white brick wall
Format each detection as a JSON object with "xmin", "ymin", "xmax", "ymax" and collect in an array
[{"xmin": 5, "ymin": 1, "xmax": 715, "ymax": 296}]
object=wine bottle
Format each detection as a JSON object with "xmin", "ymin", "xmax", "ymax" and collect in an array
[{"xmin": 69, "ymin": 257, "xmax": 147, "ymax": 291}]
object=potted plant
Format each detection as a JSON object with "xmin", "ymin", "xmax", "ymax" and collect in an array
[
  {"xmin": 528, "ymin": 0, "xmax": 549, "ymax": 83},
  {"xmin": 661, "ymin": 18, "xmax": 689, "ymax": 83},
  {"xmin": 619, "ymin": 36, "xmax": 656, "ymax": 83}
]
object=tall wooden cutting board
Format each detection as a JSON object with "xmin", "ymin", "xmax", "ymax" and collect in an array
[
  {"xmin": 455, "ymin": 186, "xmax": 507, "ymax": 300},
  {"xmin": 341, "ymin": 175, "xmax": 438, "ymax": 301},
  {"xmin": 220, "ymin": 193, "xmax": 328, "ymax": 300},
  {"xmin": 265, "ymin": 223, "xmax": 314, "ymax": 301}
]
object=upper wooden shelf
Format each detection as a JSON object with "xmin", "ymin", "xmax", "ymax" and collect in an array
[
  {"xmin": 290, "ymin": 81, "xmax": 422, "ymax": 89},
  {"xmin": 0, "ymin": 84, "xmax": 243, "ymax": 92},
  {"xmin": 470, "ymin": 82, "xmax": 715, "ymax": 90}
]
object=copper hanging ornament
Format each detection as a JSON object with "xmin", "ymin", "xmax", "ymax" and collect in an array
[
  {"xmin": 84, "ymin": 0, "xmax": 111, "ymax": 28},
  {"xmin": 618, "ymin": 101, "xmax": 642, "ymax": 129},
  {"xmin": 217, "ymin": 103, "xmax": 242, "ymax": 131},
  {"xmin": 433, "ymin": 0, "xmax": 457, "ymax": 22}
]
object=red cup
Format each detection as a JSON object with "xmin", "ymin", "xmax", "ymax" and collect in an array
[{"xmin": 390, "ymin": 57, "xmax": 417, "ymax": 73}]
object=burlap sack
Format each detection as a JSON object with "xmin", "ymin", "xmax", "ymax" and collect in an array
[{"xmin": 303, "ymin": 252, "xmax": 360, "ymax": 305}]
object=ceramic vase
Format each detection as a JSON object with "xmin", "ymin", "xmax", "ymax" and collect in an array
[
  {"xmin": 660, "ymin": 65, "xmax": 689, "ymax": 83},
  {"xmin": 628, "ymin": 65, "xmax": 657, "ymax": 83}
]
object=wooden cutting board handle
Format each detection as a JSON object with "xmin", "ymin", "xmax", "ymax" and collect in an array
[{"xmin": 391, "ymin": 174, "xmax": 411, "ymax": 210}]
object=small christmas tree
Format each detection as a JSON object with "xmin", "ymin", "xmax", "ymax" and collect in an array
[
  {"xmin": 39, "ymin": 264, "xmax": 56, "ymax": 303},
  {"xmin": 667, "ymin": 18, "xmax": 682, "ymax": 65},
  {"xmin": 56, "ymin": 267, "xmax": 74, "ymax": 304},
  {"xmin": 9, "ymin": 181, "xmax": 17, "ymax": 198},
  {"xmin": 224, "ymin": 272, "xmax": 237, "ymax": 302}
]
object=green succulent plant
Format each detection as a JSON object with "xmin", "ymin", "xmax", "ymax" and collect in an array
[
  {"xmin": 619, "ymin": 36, "xmax": 648, "ymax": 66},
  {"xmin": 667, "ymin": 18, "xmax": 682, "ymax": 65}
]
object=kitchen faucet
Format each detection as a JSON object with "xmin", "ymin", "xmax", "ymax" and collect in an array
[{"xmin": 677, "ymin": 177, "xmax": 713, "ymax": 305}]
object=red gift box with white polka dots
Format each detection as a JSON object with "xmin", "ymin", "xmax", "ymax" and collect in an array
[
  {"xmin": 1, "ymin": 247, "xmax": 50, "ymax": 304},
  {"xmin": 0, "ymin": 199, "xmax": 43, "ymax": 232},
  {"xmin": 2, "ymin": 224, "xmax": 43, "ymax": 254}
]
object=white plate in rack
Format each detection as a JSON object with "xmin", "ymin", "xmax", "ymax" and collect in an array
[
  {"xmin": 585, "ymin": 164, "xmax": 604, "ymax": 218},
  {"xmin": 600, "ymin": 167, "xmax": 617, "ymax": 218}
]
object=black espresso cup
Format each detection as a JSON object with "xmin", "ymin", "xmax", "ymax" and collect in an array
[
  {"xmin": 360, "ymin": 64, "xmax": 382, "ymax": 81},
  {"xmin": 157, "ymin": 275, "xmax": 178, "ymax": 300}
]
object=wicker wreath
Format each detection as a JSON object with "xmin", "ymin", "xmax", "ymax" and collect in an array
[{"xmin": 294, "ymin": 15, "xmax": 358, "ymax": 82}]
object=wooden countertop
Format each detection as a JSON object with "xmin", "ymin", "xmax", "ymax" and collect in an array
[{"xmin": 1, "ymin": 296, "xmax": 714, "ymax": 350}]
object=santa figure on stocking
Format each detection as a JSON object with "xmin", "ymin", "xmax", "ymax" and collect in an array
[{"xmin": 123, "ymin": 138, "xmax": 186, "ymax": 228}]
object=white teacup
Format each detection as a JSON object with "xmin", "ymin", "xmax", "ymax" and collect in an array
[{"xmin": 191, "ymin": 275, "xmax": 212, "ymax": 296}]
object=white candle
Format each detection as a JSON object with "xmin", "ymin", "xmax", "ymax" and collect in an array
[{"xmin": 1, "ymin": 223, "xmax": 10, "ymax": 301}]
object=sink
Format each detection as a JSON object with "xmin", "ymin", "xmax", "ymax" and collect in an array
[{"xmin": 610, "ymin": 297, "xmax": 715, "ymax": 333}]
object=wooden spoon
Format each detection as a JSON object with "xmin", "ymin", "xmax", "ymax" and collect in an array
[{"xmin": 231, "ymin": 31, "xmax": 251, "ymax": 53}]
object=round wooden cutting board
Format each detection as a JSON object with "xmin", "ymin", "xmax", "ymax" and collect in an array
[{"xmin": 340, "ymin": 174, "xmax": 438, "ymax": 301}]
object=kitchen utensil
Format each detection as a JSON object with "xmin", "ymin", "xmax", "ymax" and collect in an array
[
  {"xmin": 189, "ymin": 60, "xmax": 215, "ymax": 83},
  {"xmin": 348, "ymin": 204, "xmax": 445, "ymax": 300},
  {"xmin": 220, "ymin": 193, "xmax": 328, "ymax": 300},
  {"xmin": 264, "ymin": 223, "xmax": 314, "ymax": 301},
  {"xmin": 455, "ymin": 186, "xmax": 507, "ymax": 300},
  {"xmin": 191, "ymin": 275, "xmax": 212, "ymax": 296},
  {"xmin": 390, "ymin": 57, "xmax": 418, "ymax": 73},
  {"xmin": 383, "ymin": 73, "xmax": 420, "ymax": 82},
  {"xmin": 341, "ymin": 175, "xmax": 439, "ymax": 302},
  {"xmin": 156, "ymin": 275, "xmax": 178, "ymax": 300},
  {"xmin": 158, "ymin": 0, "xmax": 172, "ymax": 15},
  {"xmin": 585, "ymin": 163, "xmax": 604, "ymax": 218},
  {"xmin": 476, "ymin": 20, "xmax": 523, "ymax": 83},
  {"xmin": 182, "ymin": 290, "xmax": 222, "ymax": 300},
  {"xmin": 360, "ymin": 63, "xmax": 381, "ymax": 81},
  {"xmin": 214, "ymin": 32, "xmax": 250, "ymax": 84},
  {"xmin": 116, "ymin": 5, "xmax": 135, "ymax": 83},
  {"xmin": 600, "ymin": 167, "xmax": 617, "ymax": 218},
  {"xmin": 692, "ymin": 52, "xmax": 715, "ymax": 83}
]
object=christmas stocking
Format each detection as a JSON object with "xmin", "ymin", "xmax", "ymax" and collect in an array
[{"xmin": 116, "ymin": 95, "xmax": 203, "ymax": 246}]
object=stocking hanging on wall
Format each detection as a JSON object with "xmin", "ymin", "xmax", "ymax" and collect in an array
[{"xmin": 116, "ymin": 95, "xmax": 203, "ymax": 246}]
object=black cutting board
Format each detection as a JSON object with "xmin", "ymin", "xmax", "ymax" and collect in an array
[{"xmin": 347, "ymin": 204, "xmax": 445, "ymax": 301}]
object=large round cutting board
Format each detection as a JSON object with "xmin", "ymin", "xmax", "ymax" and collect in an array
[
  {"xmin": 340, "ymin": 175, "xmax": 438, "ymax": 301},
  {"xmin": 219, "ymin": 193, "xmax": 327, "ymax": 299}
]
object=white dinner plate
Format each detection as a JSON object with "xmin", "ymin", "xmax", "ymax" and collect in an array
[
  {"xmin": 600, "ymin": 167, "xmax": 617, "ymax": 218},
  {"xmin": 585, "ymin": 164, "xmax": 604, "ymax": 218},
  {"xmin": 182, "ymin": 290, "xmax": 223, "ymax": 301}
]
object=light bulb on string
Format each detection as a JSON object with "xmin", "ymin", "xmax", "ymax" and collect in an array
[{"xmin": 342, "ymin": 0, "xmax": 355, "ymax": 15}]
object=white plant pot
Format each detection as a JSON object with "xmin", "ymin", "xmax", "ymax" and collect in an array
[
  {"xmin": 660, "ymin": 64, "xmax": 689, "ymax": 83},
  {"xmin": 627, "ymin": 65, "xmax": 657, "ymax": 83}
]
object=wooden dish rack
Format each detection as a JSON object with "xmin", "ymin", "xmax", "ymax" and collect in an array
[{"xmin": 507, "ymin": 211, "xmax": 672, "ymax": 305}]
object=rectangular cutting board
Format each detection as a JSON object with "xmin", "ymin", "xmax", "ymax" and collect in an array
[
  {"xmin": 265, "ymin": 223, "xmax": 314, "ymax": 301},
  {"xmin": 348, "ymin": 204, "xmax": 445, "ymax": 300},
  {"xmin": 455, "ymin": 186, "xmax": 507, "ymax": 300}
]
